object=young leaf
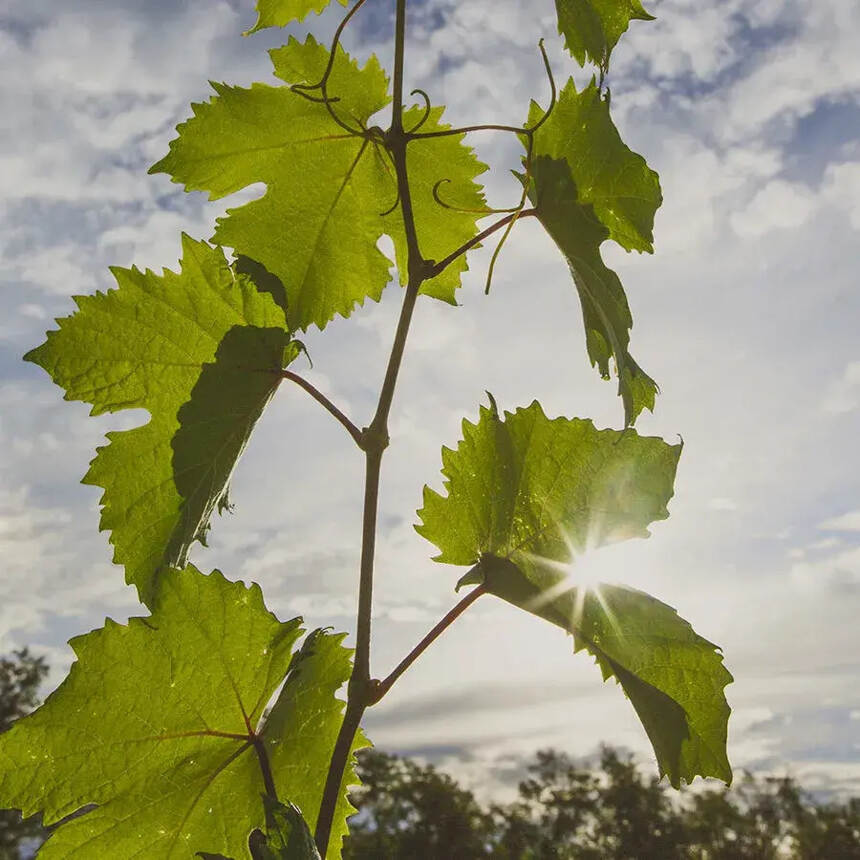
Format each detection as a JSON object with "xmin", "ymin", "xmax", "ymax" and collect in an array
[
  {"xmin": 245, "ymin": 0, "xmax": 349, "ymax": 35},
  {"xmin": 25, "ymin": 235, "xmax": 294, "ymax": 606},
  {"xmin": 525, "ymin": 156, "xmax": 657, "ymax": 425},
  {"xmin": 554, "ymin": 0, "xmax": 655, "ymax": 71},
  {"xmin": 415, "ymin": 399, "xmax": 731, "ymax": 785},
  {"xmin": 384, "ymin": 105, "xmax": 488, "ymax": 304},
  {"xmin": 255, "ymin": 798, "xmax": 322, "ymax": 859},
  {"xmin": 263, "ymin": 630, "xmax": 368, "ymax": 859},
  {"xmin": 416, "ymin": 398, "xmax": 680, "ymax": 569},
  {"xmin": 0, "ymin": 566, "xmax": 362, "ymax": 858},
  {"xmin": 150, "ymin": 37, "xmax": 392, "ymax": 332},
  {"xmin": 531, "ymin": 79, "xmax": 661, "ymax": 254},
  {"xmin": 524, "ymin": 80, "xmax": 662, "ymax": 424}
]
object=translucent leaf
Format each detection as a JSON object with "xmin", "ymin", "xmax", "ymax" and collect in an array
[
  {"xmin": 525, "ymin": 156, "xmax": 657, "ymax": 425},
  {"xmin": 150, "ymin": 37, "xmax": 391, "ymax": 332},
  {"xmin": 416, "ymin": 398, "xmax": 680, "ymax": 569},
  {"xmin": 554, "ymin": 0, "xmax": 655, "ymax": 70},
  {"xmin": 255, "ymin": 798, "xmax": 322, "ymax": 859},
  {"xmin": 416, "ymin": 399, "xmax": 732, "ymax": 785},
  {"xmin": 244, "ymin": 0, "xmax": 349, "ymax": 35},
  {"xmin": 524, "ymin": 80, "xmax": 662, "ymax": 425},
  {"xmin": 0, "ymin": 567, "xmax": 363, "ymax": 858},
  {"xmin": 529, "ymin": 79, "xmax": 662, "ymax": 254},
  {"xmin": 477, "ymin": 556, "xmax": 732, "ymax": 787},
  {"xmin": 151, "ymin": 37, "xmax": 487, "ymax": 329},
  {"xmin": 25, "ymin": 236, "xmax": 294, "ymax": 605}
]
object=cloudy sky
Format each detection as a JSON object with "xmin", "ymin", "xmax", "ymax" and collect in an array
[{"xmin": 1, "ymin": 0, "xmax": 859, "ymax": 801}]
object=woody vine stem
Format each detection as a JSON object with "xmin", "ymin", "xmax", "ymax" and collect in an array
[
  {"xmin": 312, "ymin": 0, "xmax": 426, "ymax": 849},
  {"xmin": 303, "ymin": 0, "xmax": 555, "ymax": 850}
]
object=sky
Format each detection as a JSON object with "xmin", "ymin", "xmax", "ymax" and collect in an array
[{"xmin": 1, "ymin": 0, "xmax": 859, "ymax": 804}]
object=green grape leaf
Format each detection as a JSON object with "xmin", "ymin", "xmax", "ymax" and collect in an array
[
  {"xmin": 415, "ymin": 399, "xmax": 731, "ymax": 786},
  {"xmin": 554, "ymin": 0, "xmax": 655, "ymax": 70},
  {"xmin": 383, "ymin": 105, "xmax": 488, "ymax": 304},
  {"xmin": 172, "ymin": 325, "xmax": 298, "ymax": 551},
  {"xmin": 530, "ymin": 79, "xmax": 662, "ymax": 254},
  {"xmin": 524, "ymin": 155, "xmax": 657, "ymax": 425},
  {"xmin": 254, "ymin": 798, "xmax": 322, "ymax": 859},
  {"xmin": 245, "ymin": 0, "xmax": 349, "ymax": 35},
  {"xmin": 0, "ymin": 566, "xmax": 363, "ymax": 858},
  {"xmin": 262, "ymin": 630, "xmax": 368, "ymax": 859},
  {"xmin": 24, "ymin": 235, "xmax": 294, "ymax": 606},
  {"xmin": 416, "ymin": 397, "xmax": 681, "ymax": 569},
  {"xmin": 151, "ymin": 37, "xmax": 488, "ymax": 328},
  {"xmin": 477, "ymin": 556, "xmax": 732, "ymax": 787},
  {"xmin": 150, "ymin": 37, "xmax": 392, "ymax": 332},
  {"xmin": 525, "ymin": 80, "xmax": 661, "ymax": 424}
]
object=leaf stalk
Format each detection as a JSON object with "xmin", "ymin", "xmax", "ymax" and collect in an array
[
  {"xmin": 279, "ymin": 370, "xmax": 363, "ymax": 447},
  {"xmin": 367, "ymin": 583, "xmax": 488, "ymax": 705}
]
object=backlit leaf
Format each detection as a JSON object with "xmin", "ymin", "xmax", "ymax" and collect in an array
[
  {"xmin": 0, "ymin": 566, "xmax": 362, "ymax": 858},
  {"xmin": 25, "ymin": 236, "xmax": 294, "ymax": 605},
  {"xmin": 416, "ymin": 399, "xmax": 732, "ymax": 785},
  {"xmin": 151, "ymin": 37, "xmax": 487, "ymax": 328},
  {"xmin": 525, "ymin": 156, "xmax": 658, "ymax": 425},
  {"xmin": 151, "ymin": 37, "xmax": 391, "ymax": 332},
  {"xmin": 554, "ymin": 0, "xmax": 655, "ymax": 70},
  {"xmin": 245, "ymin": 0, "xmax": 349, "ymax": 35},
  {"xmin": 529, "ymin": 79, "xmax": 662, "ymax": 255},
  {"xmin": 524, "ymin": 80, "xmax": 662, "ymax": 425},
  {"xmin": 416, "ymin": 398, "xmax": 680, "ymax": 569},
  {"xmin": 476, "ymin": 556, "xmax": 732, "ymax": 787}
]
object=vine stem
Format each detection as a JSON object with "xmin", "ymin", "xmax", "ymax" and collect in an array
[
  {"xmin": 367, "ymin": 583, "xmax": 488, "ymax": 705},
  {"xmin": 314, "ymin": 0, "xmax": 426, "ymax": 852}
]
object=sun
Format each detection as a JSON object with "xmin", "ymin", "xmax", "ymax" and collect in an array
[{"xmin": 516, "ymin": 525, "xmax": 625, "ymax": 633}]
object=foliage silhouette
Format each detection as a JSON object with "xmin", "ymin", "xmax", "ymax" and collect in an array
[{"xmin": 346, "ymin": 747, "xmax": 860, "ymax": 859}]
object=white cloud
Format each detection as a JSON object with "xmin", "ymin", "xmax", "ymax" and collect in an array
[
  {"xmin": 821, "ymin": 361, "xmax": 860, "ymax": 415},
  {"xmin": 822, "ymin": 162, "xmax": 860, "ymax": 230},
  {"xmin": 705, "ymin": 0, "xmax": 860, "ymax": 144},
  {"xmin": 730, "ymin": 179, "xmax": 817, "ymax": 237},
  {"xmin": 791, "ymin": 545, "xmax": 860, "ymax": 590},
  {"xmin": 819, "ymin": 510, "xmax": 860, "ymax": 532}
]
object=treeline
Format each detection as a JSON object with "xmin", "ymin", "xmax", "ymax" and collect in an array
[
  {"xmin": 1, "ymin": 651, "xmax": 858, "ymax": 858},
  {"xmin": 345, "ymin": 746, "xmax": 860, "ymax": 859}
]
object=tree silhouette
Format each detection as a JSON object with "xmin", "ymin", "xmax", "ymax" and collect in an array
[
  {"xmin": 0, "ymin": 649, "xmax": 48, "ymax": 859},
  {"xmin": 347, "ymin": 747, "xmax": 860, "ymax": 859}
]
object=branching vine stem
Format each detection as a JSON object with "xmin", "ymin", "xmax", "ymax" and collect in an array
[
  {"xmin": 279, "ymin": 370, "xmax": 363, "ymax": 447},
  {"xmin": 313, "ymin": 3, "xmax": 540, "ymax": 852},
  {"xmin": 314, "ymin": 0, "xmax": 429, "ymax": 852}
]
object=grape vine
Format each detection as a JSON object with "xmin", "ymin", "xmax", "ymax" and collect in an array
[{"xmin": 0, "ymin": 0, "xmax": 733, "ymax": 857}]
